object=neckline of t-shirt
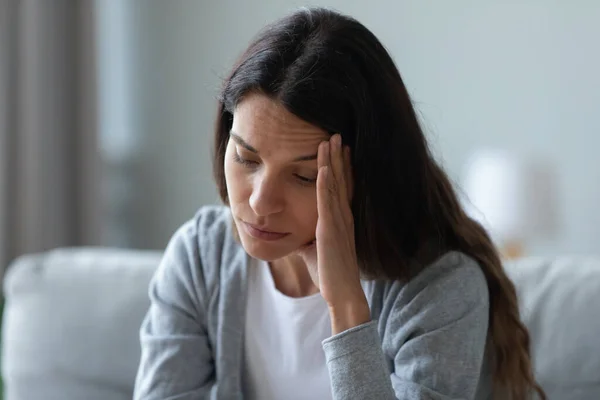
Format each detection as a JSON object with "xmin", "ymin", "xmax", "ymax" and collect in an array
[{"xmin": 252, "ymin": 257, "xmax": 326, "ymax": 305}]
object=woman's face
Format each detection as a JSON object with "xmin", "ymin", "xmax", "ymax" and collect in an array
[{"xmin": 225, "ymin": 93, "xmax": 329, "ymax": 261}]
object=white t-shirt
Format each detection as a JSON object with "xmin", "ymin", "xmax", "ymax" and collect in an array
[{"xmin": 243, "ymin": 257, "xmax": 333, "ymax": 400}]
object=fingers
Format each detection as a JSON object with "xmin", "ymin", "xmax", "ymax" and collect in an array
[
  {"xmin": 318, "ymin": 140, "xmax": 328, "ymax": 170},
  {"xmin": 317, "ymin": 140, "xmax": 332, "ymax": 211},
  {"xmin": 316, "ymin": 165, "xmax": 330, "ymax": 223},
  {"xmin": 330, "ymin": 134, "xmax": 346, "ymax": 203},
  {"xmin": 317, "ymin": 139, "xmax": 337, "ymax": 226},
  {"xmin": 317, "ymin": 134, "xmax": 352, "ymax": 214}
]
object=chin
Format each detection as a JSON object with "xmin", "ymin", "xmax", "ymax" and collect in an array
[{"xmin": 238, "ymin": 234, "xmax": 297, "ymax": 261}]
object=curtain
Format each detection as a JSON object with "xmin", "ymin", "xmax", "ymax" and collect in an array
[{"xmin": 0, "ymin": 0, "xmax": 101, "ymax": 287}]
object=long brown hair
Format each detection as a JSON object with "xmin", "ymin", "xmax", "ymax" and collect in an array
[{"xmin": 212, "ymin": 7, "xmax": 545, "ymax": 399}]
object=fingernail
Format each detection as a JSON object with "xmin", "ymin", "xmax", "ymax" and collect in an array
[{"xmin": 332, "ymin": 134, "xmax": 341, "ymax": 147}]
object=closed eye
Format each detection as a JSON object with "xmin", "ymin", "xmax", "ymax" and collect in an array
[
  {"xmin": 294, "ymin": 174, "xmax": 317, "ymax": 185},
  {"xmin": 233, "ymin": 153, "xmax": 258, "ymax": 167},
  {"xmin": 234, "ymin": 151, "xmax": 316, "ymax": 186}
]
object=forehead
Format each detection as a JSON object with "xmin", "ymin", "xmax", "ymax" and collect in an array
[{"xmin": 231, "ymin": 93, "xmax": 329, "ymax": 150}]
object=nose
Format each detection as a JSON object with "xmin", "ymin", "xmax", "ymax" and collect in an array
[{"xmin": 249, "ymin": 172, "xmax": 285, "ymax": 217}]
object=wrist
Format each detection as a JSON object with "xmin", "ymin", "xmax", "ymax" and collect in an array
[{"xmin": 328, "ymin": 295, "xmax": 371, "ymax": 334}]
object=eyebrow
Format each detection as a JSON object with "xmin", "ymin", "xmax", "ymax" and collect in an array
[{"xmin": 230, "ymin": 132, "xmax": 318, "ymax": 162}]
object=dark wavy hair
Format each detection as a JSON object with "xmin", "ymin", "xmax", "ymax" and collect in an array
[{"xmin": 212, "ymin": 7, "xmax": 545, "ymax": 399}]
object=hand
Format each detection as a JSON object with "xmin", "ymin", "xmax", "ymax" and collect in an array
[{"xmin": 298, "ymin": 134, "xmax": 370, "ymax": 334}]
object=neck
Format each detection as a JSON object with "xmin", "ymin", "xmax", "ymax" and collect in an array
[{"xmin": 269, "ymin": 254, "xmax": 319, "ymax": 298}]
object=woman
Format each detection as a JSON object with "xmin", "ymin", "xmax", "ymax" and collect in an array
[{"xmin": 134, "ymin": 7, "xmax": 545, "ymax": 400}]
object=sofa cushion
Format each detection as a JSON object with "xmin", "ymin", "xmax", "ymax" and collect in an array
[
  {"xmin": 504, "ymin": 256, "xmax": 600, "ymax": 399},
  {"xmin": 3, "ymin": 248, "xmax": 599, "ymax": 399},
  {"xmin": 1, "ymin": 247, "xmax": 161, "ymax": 400}
]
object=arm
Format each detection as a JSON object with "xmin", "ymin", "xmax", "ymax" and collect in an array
[
  {"xmin": 322, "ymin": 255, "xmax": 490, "ymax": 399},
  {"xmin": 133, "ymin": 220, "xmax": 215, "ymax": 400}
]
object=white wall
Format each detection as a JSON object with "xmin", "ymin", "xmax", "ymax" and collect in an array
[{"xmin": 117, "ymin": 1, "xmax": 600, "ymax": 255}]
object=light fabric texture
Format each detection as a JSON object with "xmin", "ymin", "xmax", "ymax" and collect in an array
[
  {"xmin": 243, "ymin": 257, "xmax": 333, "ymax": 400},
  {"xmin": 134, "ymin": 205, "xmax": 493, "ymax": 399},
  {"xmin": 0, "ymin": 1, "xmax": 101, "ymax": 285},
  {"xmin": 1, "ymin": 247, "xmax": 161, "ymax": 400},
  {"xmin": 503, "ymin": 256, "xmax": 600, "ymax": 400},
  {"xmin": 3, "ymin": 231, "xmax": 600, "ymax": 399}
]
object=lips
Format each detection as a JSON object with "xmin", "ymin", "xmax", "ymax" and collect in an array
[
  {"xmin": 242, "ymin": 221, "xmax": 290, "ymax": 241},
  {"xmin": 244, "ymin": 222, "xmax": 286, "ymax": 234}
]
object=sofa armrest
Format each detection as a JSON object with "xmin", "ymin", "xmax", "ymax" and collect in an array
[
  {"xmin": 504, "ymin": 256, "xmax": 600, "ymax": 399},
  {"xmin": 1, "ymin": 247, "xmax": 161, "ymax": 400}
]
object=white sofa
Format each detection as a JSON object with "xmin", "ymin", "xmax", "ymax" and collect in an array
[{"xmin": 2, "ymin": 247, "xmax": 600, "ymax": 399}]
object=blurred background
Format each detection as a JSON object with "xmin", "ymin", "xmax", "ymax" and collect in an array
[
  {"xmin": 1, "ymin": 2, "xmax": 600, "ymax": 399},
  {"xmin": 1, "ymin": 0, "xmax": 599, "ymax": 277}
]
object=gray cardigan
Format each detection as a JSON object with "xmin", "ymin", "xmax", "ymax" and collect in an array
[{"xmin": 133, "ymin": 206, "xmax": 493, "ymax": 399}]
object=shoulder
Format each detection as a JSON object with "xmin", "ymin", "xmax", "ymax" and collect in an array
[
  {"xmin": 367, "ymin": 251, "xmax": 489, "ymax": 332},
  {"xmin": 153, "ymin": 205, "xmax": 243, "ymax": 304},
  {"xmin": 366, "ymin": 253, "xmax": 492, "ymax": 398},
  {"xmin": 174, "ymin": 204, "xmax": 233, "ymax": 245},
  {"xmin": 403, "ymin": 251, "xmax": 488, "ymax": 308},
  {"xmin": 168, "ymin": 205, "xmax": 238, "ymax": 262}
]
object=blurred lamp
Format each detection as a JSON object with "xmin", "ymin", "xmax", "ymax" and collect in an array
[{"xmin": 460, "ymin": 149, "xmax": 558, "ymax": 259}]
